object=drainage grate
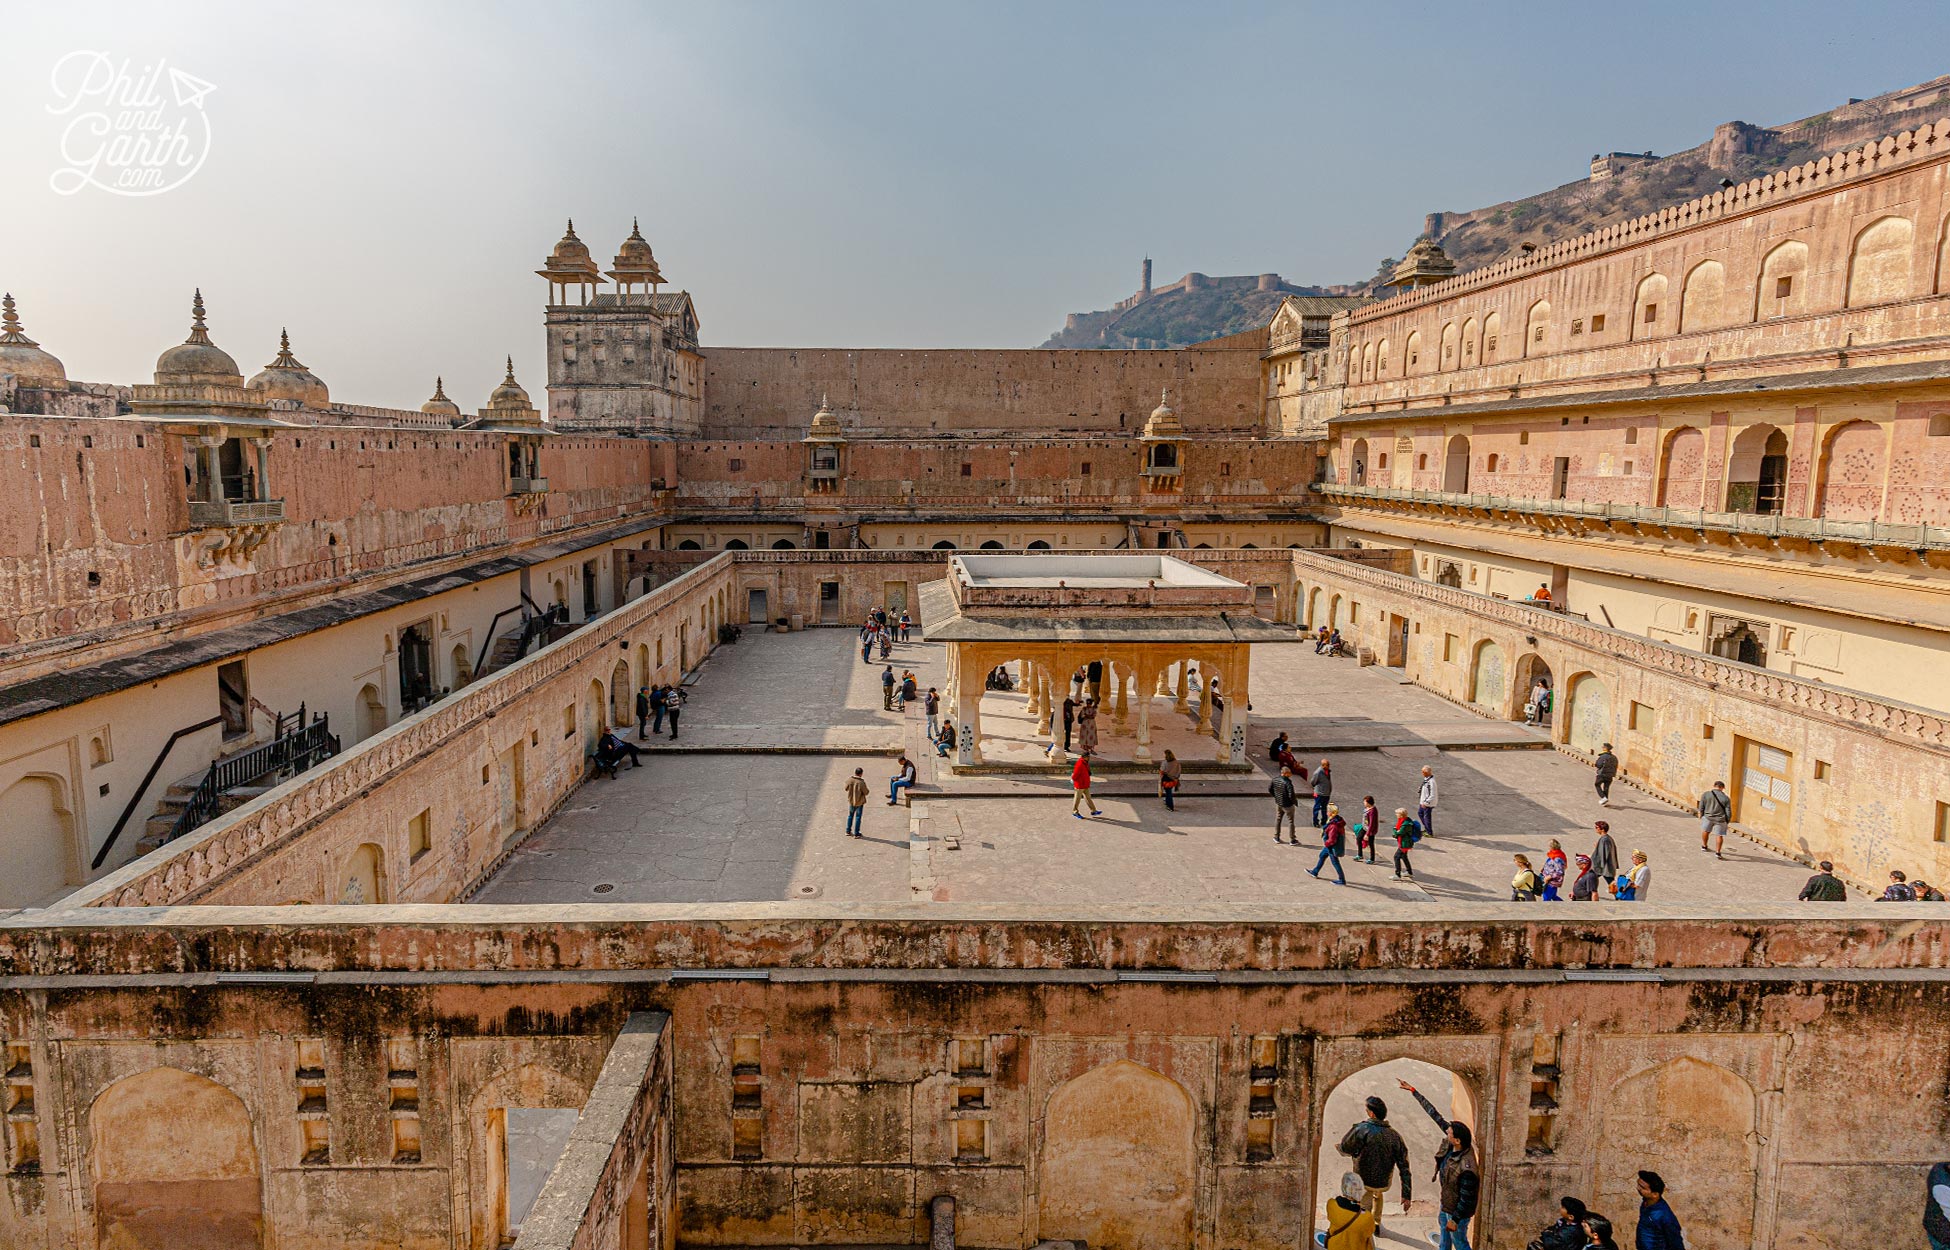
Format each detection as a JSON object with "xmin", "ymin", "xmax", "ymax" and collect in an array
[
  {"xmin": 591, "ymin": 883, "xmax": 615, "ymax": 894},
  {"xmin": 794, "ymin": 884, "xmax": 821, "ymax": 898}
]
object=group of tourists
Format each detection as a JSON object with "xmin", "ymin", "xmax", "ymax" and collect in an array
[
  {"xmin": 1506, "ymin": 823, "xmax": 1650, "ymax": 901},
  {"xmin": 630, "ymin": 683, "xmax": 683, "ymax": 740},
  {"xmin": 1262, "ymin": 741, "xmax": 1441, "ymax": 885},
  {"xmin": 1797, "ymin": 862, "xmax": 1948, "ymax": 902},
  {"xmin": 859, "ymin": 605, "xmax": 910, "ymax": 663},
  {"xmin": 1326, "ymin": 1085, "xmax": 1685, "ymax": 1250}
]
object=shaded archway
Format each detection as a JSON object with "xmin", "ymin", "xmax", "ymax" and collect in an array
[
  {"xmin": 1563, "ymin": 671, "xmax": 1610, "ymax": 751},
  {"xmin": 770, "ymin": 538, "xmax": 796, "ymax": 549},
  {"xmin": 610, "ymin": 660, "xmax": 632, "ymax": 726},
  {"xmin": 1513, "ymin": 653, "xmax": 1553, "ymax": 726},
  {"xmin": 676, "ymin": 539, "xmax": 701, "ymax": 550},
  {"xmin": 1314, "ymin": 1057, "xmax": 1474, "ymax": 1250},
  {"xmin": 338, "ymin": 842, "xmax": 388, "ymax": 904},
  {"xmin": 1726, "ymin": 424, "xmax": 1788, "ymax": 514},
  {"xmin": 724, "ymin": 538, "xmax": 748, "ymax": 550},
  {"xmin": 1442, "ymin": 435, "xmax": 1471, "ymax": 493},
  {"xmin": 1469, "ymin": 639, "xmax": 1506, "ymax": 709},
  {"xmin": 1028, "ymin": 540, "xmax": 1052, "ymax": 550},
  {"xmin": 980, "ymin": 540, "xmax": 1005, "ymax": 550},
  {"xmin": 1039, "ymin": 1060, "xmax": 1195, "ymax": 1250},
  {"xmin": 1814, "ymin": 420, "xmax": 1886, "ymax": 522},
  {"xmin": 0, "ymin": 773, "xmax": 76, "ymax": 907},
  {"xmin": 91, "ymin": 1068, "xmax": 262, "ymax": 1249},
  {"xmin": 1846, "ymin": 214, "xmax": 1914, "ymax": 306},
  {"xmin": 932, "ymin": 540, "xmax": 957, "ymax": 550},
  {"xmin": 1656, "ymin": 426, "xmax": 1706, "ymax": 508},
  {"xmin": 356, "ymin": 682, "xmax": 387, "ymax": 741},
  {"xmin": 1349, "ymin": 438, "xmax": 1369, "ymax": 486},
  {"xmin": 1597, "ymin": 1058, "xmax": 1757, "ymax": 1249},
  {"xmin": 584, "ymin": 678, "xmax": 605, "ymax": 756}
]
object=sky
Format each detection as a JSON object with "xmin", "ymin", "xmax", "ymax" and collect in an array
[{"xmin": 2, "ymin": 1, "xmax": 1948, "ymax": 410}]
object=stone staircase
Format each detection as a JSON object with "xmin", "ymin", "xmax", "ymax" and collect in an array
[
  {"xmin": 477, "ymin": 617, "xmax": 577, "ymax": 678},
  {"xmin": 133, "ymin": 768, "xmax": 276, "ymax": 857}
]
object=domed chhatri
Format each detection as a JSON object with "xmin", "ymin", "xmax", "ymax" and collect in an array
[
  {"xmin": 420, "ymin": 376, "xmax": 462, "ymax": 419},
  {"xmin": 487, "ymin": 357, "xmax": 531, "ymax": 410},
  {"xmin": 154, "ymin": 289, "xmax": 243, "ymax": 385},
  {"xmin": 0, "ymin": 292, "xmax": 68, "ymax": 388},
  {"xmin": 246, "ymin": 328, "xmax": 330, "ymax": 407},
  {"xmin": 606, "ymin": 218, "xmax": 666, "ymax": 295},
  {"xmin": 1142, "ymin": 387, "xmax": 1184, "ymax": 439},
  {"xmin": 537, "ymin": 219, "xmax": 604, "ymax": 304}
]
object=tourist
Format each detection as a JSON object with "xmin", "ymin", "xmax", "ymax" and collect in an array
[
  {"xmin": 1308, "ymin": 804, "xmax": 1348, "ymax": 885},
  {"xmin": 1593, "ymin": 743, "xmax": 1618, "ymax": 806},
  {"xmin": 1531, "ymin": 582, "xmax": 1552, "ymax": 604},
  {"xmin": 935, "ymin": 720, "xmax": 956, "ymax": 758},
  {"xmin": 1541, "ymin": 839, "xmax": 1567, "ymax": 901},
  {"xmin": 664, "ymin": 688, "xmax": 682, "ymax": 740},
  {"xmin": 1612, "ymin": 851, "xmax": 1649, "ymax": 901},
  {"xmin": 1924, "ymin": 1158, "xmax": 1950, "ymax": 1250},
  {"xmin": 844, "ymin": 767, "xmax": 868, "ymax": 838},
  {"xmin": 1324, "ymin": 628, "xmax": 1347, "ymax": 657},
  {"xmin": 1526, "ymin": 678, "xmax": 1550, "ymax": 726},
  {"xmin": 1398, "ymin": 1079, "xmax": 1479, "ymax": 1250},
  {"xmin": 1914, "ymin": 878, "xmax": 1947, "ymax": 901},
  {"xmin": 1316, "ymin": 1171, "xmax": 1378, "ymax": 1250},
  {"xmin": 1524, "ymin": 1196, "xmax": 1589, "ymax": 1250},
  {"xmin": 1271, "ymin": 767, "xmax": 1301, "ymax": 843},
  {"xmin": 887, "ymin": 754, "xmax": 916, "ymax": 806},
  {"xmin": 901, "ymin": 671, "xmax": 918, "ymax": 705},
  {"xmin": 595, "ymin": 730, "xmax": 641, "ymax": 771},
  {"xmin": 1312, "ymin": 758, "xmax": 1334, "ymax": 827},
  {"xmin": 1359, "ymin": 796, "xmax": 1380, "ymax": 863},
  {"xmin": 1417, "ymin": 765, "xmax": 1438, "ymax": 837},
  {"xmin": 1512, "ymin": 854, "xmax": 1540, "ymax": 901},
  {"xmin": 1633, "ymin": 1171, "xmax": 1684, "ymax": 1250},
  {"xmin": 878, "ymin": 631, "xmax": 892, "ymax": 660},
  {"xmin": 1076, "ymin": 698, "xmax": 1100, "ymax": 755},
  {"xmin": 1268, "ymin": 731, "xmax": 1290, "ymax": 762},
  {"xmin": 1580, "ymin": 1214, "xmax": 1620, "ymax": 1250},
  {"xmin": 924, "ymin": 687, "xmax": 941, "ymax": 738},
  {"xmin": 649, "ymin": 683, "xmax": 668, "ymax": 735},
  {"xmin": 1391, "ymin": 807, "xmax": 1420, "ymax": 879},
  {"xmin": 1336, "ymin": 1094, "xmax": 1410, "ymax": 1236},
  {"xmin": 1590, "ymin": 821, "xmax": 1618, "ymax": 889},
  {"xmin": 634, "ymin": 685, "xmax": 651, "ymax": 740},
  {"xmin": 1062, "ymin": 693, "xmax": 1077, "ymax": 753},
  {"xmin": 1071, "ymin": 751, "xmax": 1101, "ymax": 819},
  {"xmin": 882, "ymin": 664, "xmax": 896, "ymax": 710},
  {"xmin": 898, "ymin": 610, "xmax": 911, "ymax": 642},
  {"xmin": 1880, "ymin": 870, "xmax": 1917, "ymax": 901},
  {"xmin": 1314, "ymin": 625, "xmax": 1331, "ymax": 653},
  {"xmin": 1698, "ymin": 780, "xmax": 1732, "ymax": 859},
  {"xmin": 1570, "ymin": 853, "xmax": 1598, "ymax": 901},
  {"xmin": 1797, "ymin": 861, "xmax": 1847, "ymax": 901},
  {"xmin": 861, "ymin": 631, "xmax": 874, "ymax": 664},
  {"xmin": 1158, "ymin": 748, "xmax": 1181, "ymax": 810}
]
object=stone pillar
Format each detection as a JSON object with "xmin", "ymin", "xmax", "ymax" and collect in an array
[
  {"xmin": 1032, "ymin": 664, "xmax": 1050, "ymax": 738},
  {"xmin": 1195, "ymin": 665, "xmax": 1212, "ymax": 733},
  {"xmin": 1025, "ymin": 660, "xmax": 1042, "ymax": 721},
  {"xmin": 250, "ymin": 437, "xmax": 272, "ymax": 501},
  {"xmin": 1228, "ymin": 646, "xmax": 1251, "ymax": 765},
  {"xmin": 1155, "ymin": 665, "xmax": 1172, "ymax": 697},
  {"xmin": 1175, "ymin": 661, "xmax": 1190, "ymax": 713},
  {"xmin": 1133, "ymin": 662, "xmax": 1154, "ymax": 762},
  {"xmin": 1214, "ymin": 662, "xmax": 1235, "ymax": 763},
  {"xmin": 1111, "ymin": 662, "xmax": 1129, "ymax": 729}
]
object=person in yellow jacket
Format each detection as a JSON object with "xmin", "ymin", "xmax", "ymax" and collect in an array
[{"xmin": 1316, "ymin": 1170, "xmax": 1378, "ymax": 1250}]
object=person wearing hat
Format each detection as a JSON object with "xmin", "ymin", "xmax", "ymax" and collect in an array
[
  {"xmin": 1570, "ymin": 854, "xmax": 1599, "ymax": 901},
  {"xmin": 1316, "ymin": 1170, "xmax": 1378, "ymax": 1249}
]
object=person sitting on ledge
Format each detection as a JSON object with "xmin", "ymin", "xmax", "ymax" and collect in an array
[
  {"xmin": 595, "ymin": 730, "xmax": 642, "ymax": 771},
  {"xmin": 935, "ymin": 719, "xmax": 957, "ymax": 758}
]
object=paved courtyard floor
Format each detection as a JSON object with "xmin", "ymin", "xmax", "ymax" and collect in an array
[{"xmin": 477, "ymin": 629, "xmax": 1820, "ymax": 906}]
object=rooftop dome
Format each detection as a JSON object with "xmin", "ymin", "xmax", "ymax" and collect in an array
[
  {"xmin": 539, "ymin": 220, "xmax": 600, "ymax": 277},
  {"xmin": 607, "ymin": 218, "xmax": 666, "ymax": 290},
  {"xmin": 0, "ymin": 293, "xmax": 67, "ymax": 388},
  {"xmin": 1141, "ymin": 387, "xmax": 1184, "ymax": 439},
  {"xmin": 421, "ymin": 375, "xmax": 462, "ymax": 418},
  {"xmin": 154, "ymin": 289, "xmax": 243, "ymax": 385},
  {"xmin": 804, "ymin": 392, "xmax": 845, "ymax": 442},
  {"xmin": 246, "ymin": 328, "xmax": 329, "ymax": 407},
  {"xmin": 487, "ymin": 357, "xmax": 532, "ymax": 410}
]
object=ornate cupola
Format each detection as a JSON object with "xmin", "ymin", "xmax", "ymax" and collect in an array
[
  {"xmin": 247, "ymin": 329, "xmax": 330, "ymax": 407},
  {"xmin": 154, "ymin": 289, "xmax": 244, "ymax": 386},
  {"xmin": 1389, "ymin": 239, "xmax": 1458, "ymax": 289},
  {"xmin": 464, "ymin": 358, "xmax": 549, "ymax": 510},
  {"xmin": 536, "ymin": 219, "xmax": 605, "ymax": 305},
  {"xmin": 1139, "ymin": 388, "xmax": 1187, "ymax": 493},
  {"xmin": 0, "ymin": 293, "xmax": 67, "ymax": 389},
  {"xmin": 802, "ymin": 393, "xmax": 847, "ymax": 494},
  {"xmin": 606, "ymin": 219, "xmax": 666, "ymax": 297},
  {"xmin": 420, "ymin": 376, "xmax": 462, "ymax": 424}
]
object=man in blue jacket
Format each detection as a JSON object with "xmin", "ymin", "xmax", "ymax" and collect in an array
[{"xmin": 1634, "ymin": 1170, "xmax": 1685, "ymax": 1250}]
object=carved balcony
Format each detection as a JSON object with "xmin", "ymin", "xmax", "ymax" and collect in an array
[{"xmin": 188, "ymin": 498, "xmax": 286, "ymax": 528}]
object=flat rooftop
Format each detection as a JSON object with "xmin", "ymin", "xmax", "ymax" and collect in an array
[{"xmin": 953, "ymin": 552, "xmax": 1241, "ymax": 589}]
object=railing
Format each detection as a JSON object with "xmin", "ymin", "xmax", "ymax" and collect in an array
[
  {"xmin": 510, "ymin": 476, "xmax": 550, "ymax": 494},
  {"xmin": 167, "ymin": 711, "xmax": 339, "ymax": 844},
  {"xmin": 90, "ymin": 715, "xmax": 223, "ymax": 870},
  {"xmin": 188, "ymin": 498, "xmax": 287, "ymax": 528},
  {"xmin": 1319, "ymin": 482, "xmax": 1950, "ymax": 550}
]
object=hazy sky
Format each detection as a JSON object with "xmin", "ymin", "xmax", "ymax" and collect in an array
[{"xmin": 3, "ymin": 2, "xmax": 1948, "ymax": 410}]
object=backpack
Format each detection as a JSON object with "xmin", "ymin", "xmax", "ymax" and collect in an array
[{"xmin": 1398, "ymin": 819, "xmax": 1421, "ymax": 847}]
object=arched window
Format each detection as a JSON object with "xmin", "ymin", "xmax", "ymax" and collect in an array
[
  {"xmin": 932, "ymin": 540, "xmax": 957, "ymax": 550},
  {"xmin": 1362, "ymin": 342, "xmax": 1376, "ymax": 381},
  {"xmin": 1679, "ymin": 260, "xmax": 1726, "ymax": 333},
  {"xmin": 1631, "ymin": 274, "xmax": 1667, "ymax": 339},
  {"xmin": 1485, "ymin": 452, "xmax": 1500, "ymax": 473},
  {"xmin": 724, "ymin": 539, "xmax": 749, "ymax": 550},
  {"xmin": 980, "ymin": 540, "xmax": 1005, "ymax": 550},
  {"xmin": 1027, "ymin": 540, "xmax": 1052, "ymax": 550},
  {"xmin": 1376, "ymin": 338, "xmax": 1391, "ymax": 376},
  {"xmin": 1847, "ymin": 215, "xmax": 1914, "ymax": 306},
  {"xmin": 1439, "ymin": 322, "xmax": 1459, "ymax": 370},
  {"xmin": 676, "ymin": 539, "xmax": 701, "ymax": 550},
  {"xmin": 1461, "ymin": 317, "xmax": 1479, "ymax": 364},
  {"xmin": 1404, "ymin": 330, "xmax": 1423, "ymax": 372},
  {"xmin": 1755, "ymin": 241, "xmax": 1809, "ymax": 320},
  {"xmin": 1483, "ymin": 312, "xmax": 1501, "ymax": 361},
  {"xmin": 771, "ymin": 538, "xmax": 796, "ymax": 549},
  {"xmin": 1524, "ymin": 300, "xmax": 1551, "ymax": 356}
]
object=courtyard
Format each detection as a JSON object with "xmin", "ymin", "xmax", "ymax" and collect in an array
[{"xmin": 477, "ymin": 627, "xmax": 1823, "ymax": 907}]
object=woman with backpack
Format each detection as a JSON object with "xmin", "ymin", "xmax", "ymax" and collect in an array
[
  {"xmin": 1540, "ymin": 839, "xmax": 1568, "ymax": 901},
  {"xmin": 1390, "ymin": 807, "xmax": 1420, "ymax": 880},
  {"xmin": 1308, "ymin": 805, "xmax": 1348, "ymax": 885},
  {"xmin": 1512, "ymin": 854, "xmax": 1541, "ymax": 901}
]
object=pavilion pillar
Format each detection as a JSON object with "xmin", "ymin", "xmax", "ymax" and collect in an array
[
  {"xmin": 1133, "ymin": 661, "xmax": 1154, "ymax": 762},
  {"xmin": 1214, "ymin": 659, "xmax": 1235, "ymax": 763},
  {"xmin": 1227, "ymin": 644, "xmax": 1251, "ymax": 765},
  {"xmin": 1155, "ymin": 664, "xmax": 1172, "ymax": 697},
  {"xmin": 1025, "ymin": 660, "xmax": 1042, "ymax": 720},
  {"xmin": 1111, "ymin": 661, "xmax": 1129, "ymax": 729},
  {"xmin": 1032, "ymin": 662, "xmax": 1051, "ymax": 738},
  {"xmin": 1195, "ymin": 663, "xmax": 1212, "ymax": 734},
  {"xmin": 955, "ymin": 646, "xmax": 981, "ymax": 766}
]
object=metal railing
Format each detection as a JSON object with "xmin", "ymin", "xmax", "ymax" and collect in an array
[
  {"xmin": 188, "ymin": 498, "xmax": 287, "ymax": 528},
  {"xmin": 167, "ymin": 709, "xmax": 339, "ymax": 844},
  {"xmin": 510, "ymin": 476, "xmax": 550, "ymax": 494},
  {"xmin": 1320, "ymin": 482, "xmax": 1950, "ymax": 549}
]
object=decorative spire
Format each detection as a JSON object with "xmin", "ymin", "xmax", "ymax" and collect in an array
[
  {"xmin": 0, "ymin": 293, "xmax": 35, "ymax": 346},
  {"xmin": 268, "ymin": 327, "xmax": 305, "ymax": 369},
  {"xmin": 185, "ymin": 288, "xmax": 212, "ymax": 345},
  {"xmin": 566, "ymin": 218, "xmax": 577, "ymax": 237},
  {"xmin": 504, "ymin": 355, "xmax": 516, "ymax": 382},
  {"xmin": 432, "ymin": 375, "xmax": 448, "ymax": 401}
]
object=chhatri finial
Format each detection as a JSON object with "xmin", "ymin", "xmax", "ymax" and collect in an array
[
  {"xmin": 434, "ymin": 374, "xmax": 447, "ymax": 399},
  {"xmin": 565, "ymin": 218, "xmax": 577, "ymax": 236},
  {"xmin": 633, "ymin": 216, "xmax": 641, "ymax": 234},
  {"xmin": 821, "ymin": 391, "xmax": 830, "ymax": 408},
  {"xmin": 0, "ymin": 293, "xmax": 21, "ymax": 339},
  {"xmin": 504, "ymin": 355, "xmax": 516, "ymax": 382},
  {"xmin": 184, "ymin": 288, "xmax": 213, "ymax": 345},
  {"xmin": 279, "ymin": 327, "xmax": 291, "ymax": 352}
]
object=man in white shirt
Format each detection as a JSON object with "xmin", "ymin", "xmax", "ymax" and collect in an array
[{"xmin": 1417, "ymin": 766, "xmax": 1438, "ymax": 837}]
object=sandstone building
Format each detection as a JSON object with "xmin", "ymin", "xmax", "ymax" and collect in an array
[{"xmin": 1, "ymin": 113, "xmax": 1948, "ymax": 1250}]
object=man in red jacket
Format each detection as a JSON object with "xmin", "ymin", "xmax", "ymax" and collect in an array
[{"xmin": 1072, "ymin": 751, "xmax": 1102, "ymax": 819}]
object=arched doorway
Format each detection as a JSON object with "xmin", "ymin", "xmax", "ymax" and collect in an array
[
  {"xmin": 1469, "ymin": 639, "xmax": 1506, "ymax": 709},
  {"xmin": 1726, "ymin": 424, "xmax": 1787, "ymax": 514},
  {"xmin": 771, "ymin": 538, "xmax": 796, "ymax": 549},
  {"xmin": 1656, "ymin": 426, "xmax": 1706, "ymax": 508},
  {"xmin": 450, "ymin": 643, "xmax": 472, "ymax": 689},
  {"xmin": 610, "ymin": 660, "xmax": 632, "ymax": 726},
  {"xmin": 0, "ymin": 774, "xmax": 76, "ymax": 907},
  {"xmin": 676, "ymin": 539, "xmax": 701, "ymax": 550},
  {"xmin": 1350, "ymin": 438, "xmax": 1369, "ymax": 486},
  {"xmin": 338, "ymin": 842, "xmax": 388, "ymax": 904},
  {"xmin": 1814, "ymin": 420, "xmax": 1886, "ymax": 521},
  {"xmin": 91, "ymin": 1068, "xmax": 262, "ymax": 1249},
  {"xmin": 584, "ymin": 679, "xmax": 605, "ymax": 755},
  {"xmin": 1442, "ymin": 435, "xmax": 1471, "ymax": 493},
  {"xmin": 724, "ymin": 538, "xmax": 748, "ymax": 550},
  {"xmin": 1564, "ymin": 672, "xmax": 1611, "ymax": 751},
  {"xmin": 1314, "ymin": 1057, "xmax": 1475, "ymax": 1249},
  {"xmin": 1598, "ymin": 1058, "xmax": 1757, "ymax": 1248},
  {"xmin": 1513, "ymin": 654, "xmax": 1553, "ymax": 726},
  {"xmin": 980, "ymin": 540, "xmax": 1005, "ymax": 550},
  {"xmin": 932, "ymin": 540, "xmax": 956, "ymax": 550},
  {"xmin": 1039, "ymin": 1060, "xmax": 1196, "ymax": 1250},
  {"xmin": 1028, "ymin": 540, "xmax": 1052, "ymax": 550},
  {"xmin": 356, "ymin": 682, "xmax": 387, "ymax": 741}
]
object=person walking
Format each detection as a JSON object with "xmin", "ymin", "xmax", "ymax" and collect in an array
[
  {"xmin": 924, "ymin": 687, "xmax": 941, "ymax": 739},
  {"xmin": 1312, "ymin": 759, "xmax": 1334, "ymax": 828},
  {"xmin": 650, "ymin": 684, "xmax": 668, "ymax": 735},
  {"xmin": 1271, "ymin": 767, "xmax": 1301, "ymax": 844},
  {"xmin": 1359, "ymin": 796, "xmax": 1380, "ymax": 863},
  {"xmin": 1570, "ymin": 853, "xmax": 1599, "ymax": 901},
  {"xmin": 1417, "ymin": 766, "xmax": 1438, "ymax": 837},
  {"xmin": 1061, "ymin": 694, "xmax": 1077, "ymax": 753},
  {"xmin": 1633, "ymin": 1171, "xmax": 1684, "ymax": 1250},
  {"xmin": 1880, "ymin": 870, "xmax": 1918, "ymax": 901},
  {"xmin": 1798, "ymin": 861, "xmax": 1847, "ymax": 901},
  {"xmin": 844, "ymin": 767, "xmax": 869, "ymax": 837},
  {"xmin": 1541, "ymin": 839, "xmax": 1567, "ymax": 901},
  {"xmin": 664, "ymin": 688, "xmax": 682, "ymax": 740},
  {"xmin": 1158, "ymin": 749, "xmax": 1182, "ymax": 811},
  {"xmin": 1075, "ymin": 699, "xmax": 1099, "ymax": 755},
  {"xmin": 1308, "ymin": 805, "xmax": 1348, "ymax": 884},
  {"xmin": 1511, "ymin": 854, "xmax": 1540, "ymax": 900},
  {"xmin": 861, "ymin": 632, "xmax": 874, "ymax": 664},
  {"xmin": 1698, "ymin": 780, "xmax": 1732, "ymax": 859},
  {"xmin": 1336, "ymin": 1094, "xmax": 1410, "ymax": 1237},
  {"xmin": 1593, "ymin": 743, "xmax": 1619, "ymax": 806},
  {"xmin": 1317, "ymin": 1171, "xmax": 1379, "ymax": 1250},
  {"xmin": 1391, "ymin": 807, "xmax": 1420, "ymax": 879},
  {"xmin": 1590, "ymin": 821, "xmax": 1618, "ymax": 890},
  {"xmin": 887, "ymin": 754, "xmax": 916, "ymax": 806},
  {"xmin": 1398, "ymin": 1079, "xmax": 1479, "ymax": 1250},
  {"xmin": 634, "ymin": 685, "xmax": 651, "ymax": 740},
  {"xmin": 1071, "ymin": 751, "xmax": 1101, "ymax": 819},
  {"xmin": 1612, "ymin": 851, "xmax": 1649, "ymax": 900},
  {"xmin": 881, "ymin": 664, "xmax": 896, "ymax": 710},
  {"xmin": 1924, "ymin": 1158, "xmax": 1950, "ymax": 1250}
]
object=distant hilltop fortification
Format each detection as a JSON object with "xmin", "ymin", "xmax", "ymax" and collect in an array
[{"xmin": 1038, "ymin": 262, "xmax": 1370, "ymax": 350}]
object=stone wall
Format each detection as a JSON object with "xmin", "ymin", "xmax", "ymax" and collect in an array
[
  {"xmin": 0, "ymin": 906, "xmax": 1943, "ymax": 1250},
  {"xmin": 700, "ymin": 345, "xmax": 1267, "ymax": 439}
]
